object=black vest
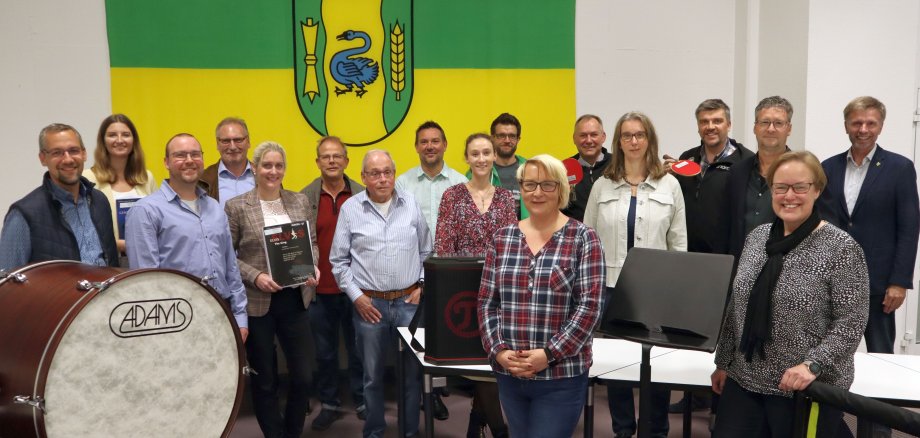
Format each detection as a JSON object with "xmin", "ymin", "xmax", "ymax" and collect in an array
[{"xmin": 6, "ymin": 173, "xmax": 119, "ymax": 267}]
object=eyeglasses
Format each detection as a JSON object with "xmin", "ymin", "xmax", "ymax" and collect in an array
[
  {"xmin": 620, "ymin": 132, "xmax": 648, "ymax": 143},
  {"xmin": 318, "ymin": 153, "xmax": 345, "ymax": 161},
  {"xmin": 41, "ymin": 147, "xmax": 84, "ymax": 159},
  {"xmin": 170, "ymin": 150, "xmax": 204, "ymax": 161},
  {"xmin": 218, "ymin": 136, "xmax": 248, "ymax": 146},
  {"xmin": 493, "ymin": 133, "xmax": 519, "ymax": 141},
  {"xmin": 520, "ymin": 180, "xmax": 559, "ymax": 192},
  {"xmin": 771, "ymin": 182, "xmax": 814, "ymax": 194},
  {"xmin": 756, "ymin": 120, "xmax": 788, "ymax": 130},
  {"xmin": 364, "ymin": 169, "xmax": 394, "ymax": 179}
]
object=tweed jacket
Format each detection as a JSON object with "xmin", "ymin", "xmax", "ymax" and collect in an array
[{"xmin": 225, "ymin": 188, "xmax": 318, "ymax": 317}]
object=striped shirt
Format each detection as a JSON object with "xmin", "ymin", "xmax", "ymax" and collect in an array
[
  {"xmin": 478, "ymin": 218, "xmax": 605, "ymax": 379},
  {"xmin": 330, "ymin": 189, "xmax": 432, "ymax": 302}
]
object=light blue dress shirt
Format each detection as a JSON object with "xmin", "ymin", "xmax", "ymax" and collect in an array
[
  {"xmin": 330, "ymin": 189, "xmax": 432, "ymax": 302},
  {"xmin": 0, "ymin": 180, "xmax": 105, "ymax": 270},
  {"xmin": 217, "ymin": 161, "xmax": 255, "ymax": 208},
  {"xmin": 395, "ymin": 164, "xmax": 467, "ymax": 234},
  {"xmin": 844, "ymin": 144, "xmax": 877, "ymax": 215},
  {"xmin": 125, "ymin": 180, "xmax": 248, "ymax": 328}
]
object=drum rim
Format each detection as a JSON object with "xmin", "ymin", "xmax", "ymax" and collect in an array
[{"xmin": 22, "ymin": 263, "xmax": 245, "ymax": 438}]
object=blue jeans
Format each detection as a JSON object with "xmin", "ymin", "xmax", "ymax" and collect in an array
[
  {"xmin": 246, "ymin": 287, "xmax": 312, "ymax": 438},
  {"xmin": 607, "ymin": 383, "xmax": 670, "ymax": 437},
  {"xmin": 354, "ymin": 297, "xmax": 421, "ymax": 438},
  {"xmin": 309, "ymin": 292, "xmax": 364, "ymax": 410},
  {"xmin": 495, "ymin": 372, "xmax": 588, "ymax": 438}
]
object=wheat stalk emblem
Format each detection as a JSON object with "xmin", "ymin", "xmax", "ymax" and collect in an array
[{"xmin": 390, "ymin": 21, "xmax": 405, "ymax": 101}]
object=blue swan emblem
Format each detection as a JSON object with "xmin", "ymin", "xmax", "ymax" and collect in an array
[{"xmin": 330, "ymin": 30, "xmax": 379, "ymax": 98}]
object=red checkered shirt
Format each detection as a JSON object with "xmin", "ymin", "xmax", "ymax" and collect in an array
[{"xmin": 478, "ymin": 218, "xmax": 605, "ymax": 379}]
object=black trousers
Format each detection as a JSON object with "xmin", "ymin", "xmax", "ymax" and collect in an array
[
  {"xmin": 864, "ymin": 296, "xmax": 896, "ymax": 354},
  {"xmin": 247, "ymin": 287, "xmax": 312, "ymax": 438},
  {"xmin": 714, "ymin": 378, "xmax": 843, "ymax": 438}
]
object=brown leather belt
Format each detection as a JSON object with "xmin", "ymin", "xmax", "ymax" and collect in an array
[{"xmin": 361, "ymin": 282, "xmax": 420, "ymax": 300}]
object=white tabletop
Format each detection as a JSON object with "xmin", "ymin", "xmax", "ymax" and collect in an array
[
  {"xmin": 397, "ymin": 327, "xmax": 673, "ymax": 378},
  {"xmin": 850, "ymin": 353, "xmax": 920, "ymax": 403},
  {"xmin": 866, "ymin": 352, "xmax": 920, "ymax": 373}
]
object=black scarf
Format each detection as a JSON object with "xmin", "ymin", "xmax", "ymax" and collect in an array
[{"xmin": 739, "ymin": 208, "xmax": 821, "ymax": 361}]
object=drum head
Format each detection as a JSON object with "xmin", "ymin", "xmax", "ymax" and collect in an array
[{"xmin": 41, "ymin": 270, "xmax": 242, "ymax": 437}]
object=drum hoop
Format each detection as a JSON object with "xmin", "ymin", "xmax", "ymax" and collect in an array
[{"xmin": 26, "ymin": 265, "xmax": 245, "ymax": 438}]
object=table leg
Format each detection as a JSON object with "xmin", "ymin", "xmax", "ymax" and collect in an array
[
  {"xmin": 683, "ymin": 391, "xmax": 692, "ymax": 438},
  {"xmin": 398, "ymin": 337, "xmax": 406, "ymax": 438},
  {"xmin": 584, "ymin": 381, "xmax": 594, "ymax": 438},
  {"xmin": 423, "ymin": 374, "xmax": 434, "ymax": 438}
]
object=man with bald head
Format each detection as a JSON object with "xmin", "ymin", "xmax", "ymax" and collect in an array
[
  {"xmin": 126, "ymin": 133, "xmax": 248, "ymax": 341},
  {"xmin": 331, "ymin": 150, "xmax": 431, "ymax": 438}
]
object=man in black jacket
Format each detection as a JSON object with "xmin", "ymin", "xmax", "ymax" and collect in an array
[
  {"xmin": 670, "ymin": 99, "xmax": 753, "ymax": 254},
  {"xmin": 666, "ymin": 99, "xmax": 752, "ymax": 416},
  {"xmin": 562, "ymin": 114, "xmax": 611, "ymax": 222}
]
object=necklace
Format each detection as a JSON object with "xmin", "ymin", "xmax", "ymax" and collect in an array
[
  {"xmin": 624, "ymin": 178, "xmax": 641, "ymax": 187},
  {"xmin": 467, "ymin": 182, "xmax": 495, "ymax": 212}
]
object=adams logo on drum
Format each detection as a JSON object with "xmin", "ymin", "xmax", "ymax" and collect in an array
[{"xmin": 109, "ymin": 298, "xmax": 193, "ymax": 338}]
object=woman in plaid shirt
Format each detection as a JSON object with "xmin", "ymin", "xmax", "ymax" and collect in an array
[{"xmin": 478, "ymin": 154, "xmax": 606, "ymax": 438}]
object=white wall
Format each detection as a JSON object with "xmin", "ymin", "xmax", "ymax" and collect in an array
[
  {"xmin": 576, "ymin": 0, "xmax": 738, "ymax": 158},
  {"xmin": 0, "ymin": 0, "xmax": 111, "ymax": 222}
]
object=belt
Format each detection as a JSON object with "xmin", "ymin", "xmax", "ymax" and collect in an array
[{"xmin": 361, "ymin": 282, "xmax": 420, "ymax": 300}]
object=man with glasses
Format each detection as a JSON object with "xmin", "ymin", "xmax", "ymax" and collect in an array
[
  {"xmin": 300, "ymin": 136, "xmax": 367, "ymax": 430},
  {"xmin": 125, "ymin": 133, "xmax": 248, "ymax": 342},
  {"xmin": 819, "ymin": 96, "xmax": 919, "ymax": 356},
  {"xmin": 331, "ymin": 149, "xmax": 430, "ymax": 438},
  {"xmin": 0, "ymin": 123, "xmax": 119, "ymax": 270},
  {"xmin": 726, "ymin": 96, "xmax": 794, "ymax": 260},
  {"xmin": 490, "ymin": 113, "xmax": 529, "ymax": 219},
  {"xmin": 396, "ymin": 121, "xmax": 467, "ymax": 237},
  {"xmin": 200, "ymin": 117, "xmax": 255, "ymax": 207}
]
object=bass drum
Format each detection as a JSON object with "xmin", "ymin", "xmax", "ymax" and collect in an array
[{"xmin": 0, "ymin": 261, "xmax": 245, "ymax": 437}]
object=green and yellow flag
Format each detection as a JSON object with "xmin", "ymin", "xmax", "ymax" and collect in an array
[{"xmin": 106, "ymin": 0, "xmax": 575, "ymax": 188}]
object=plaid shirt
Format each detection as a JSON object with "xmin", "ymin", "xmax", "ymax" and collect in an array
[{"xmin": 478, "ymin": 218, "xmax": 605, "ymax": 380}]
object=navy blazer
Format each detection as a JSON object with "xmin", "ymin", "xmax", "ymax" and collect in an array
[{"xmin": 818, "ymin": 146, "xmax": 919, "ymax": 296}]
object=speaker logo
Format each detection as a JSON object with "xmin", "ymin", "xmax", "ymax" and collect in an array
[{"xmin": 444, "ymin": 291, "xmax": 479, "ymax": 339}]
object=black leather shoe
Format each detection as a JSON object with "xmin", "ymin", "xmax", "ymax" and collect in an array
[
  {"xmin": 668, "ymin": 395, "xmax": 710, "ymax": 413},
  {"xmin": 311, "ymin": 408, "xmax": 343, "ymax": 431},
  {"xmin": 432, "ymin": 394, "xmax": 449, "ymax": 421}
]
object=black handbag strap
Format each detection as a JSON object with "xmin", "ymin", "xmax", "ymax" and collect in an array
[{"xmin": 407, "ymin": 291, "xmax": 425, "ymax": 352}]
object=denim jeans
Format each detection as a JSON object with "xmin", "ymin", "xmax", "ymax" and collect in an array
[
  {"xmin": 246, "ymin": 287, "xmax": 312, "ymax": 438},
  {"xmin": 607, "ymin": 383, "xmax": 671, "ymax": 437},
  {"xmin": 495, "ymin": 372, "xmax": 588, "ymax": 438},
  {"xmin": 309, "ymin": 292, "xmax": 364, "ymax": 410},
  {"xmin": 354, "ymin": 297, "xmax": 421, "ymax": 438}
]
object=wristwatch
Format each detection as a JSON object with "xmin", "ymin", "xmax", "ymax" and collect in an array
[
  {"xmin": 803, "ymin": 359, "xmax": 822, "ymax": 377},
  {"xmin": 544, "ymin": 347, "xmax": 557, "ymax": 366}
]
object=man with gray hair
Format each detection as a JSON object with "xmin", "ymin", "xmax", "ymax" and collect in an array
[
  {"xmin": 331, "ymin": 149, "xmax": 431, "ymax": 438},
  {"xmin": 199, "ymin": 117, "xmax": 255, "ymax": 207},
  {"xmin": 562, "ymin": 114, "xmax": 611, "ymax": 222},
  {"xmin": 300, "ymin": 136, "xmax": 367, "ymax": 430},
  {"xmin": 726, "ymin": 96, "xmax": 795, "ymax": 259},
  {"xmin": 819, "ymin": 96, "xmax": 919, "ymax": 355},
  {"xmin": 0, "ymin": 123, "xmax": 119, "ymax": 270}
]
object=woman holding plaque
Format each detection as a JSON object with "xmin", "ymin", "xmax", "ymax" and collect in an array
[
  {"xmin": 225, "ymin": 141, "xmax": 319, "ymax": 438},
  {"xmin": 479, "ymin": 154, "xmax": 605, "ymax": 438},
  {"xmin": 711, "ymin": 151, "xmax": 868, "ymax": 437},
  {"xmin": 83, "ymin": 114, "xmax": 157, "ymax": 259},
  {"xmin": 583, "ymin": 111, "xmax": 686, "ymax": 438},
  {"xmin": 435, "ymin": 133, "xmax": 516, "ymax": 437}
]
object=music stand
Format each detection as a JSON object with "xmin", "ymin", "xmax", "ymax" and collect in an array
[{"xmin": 597, "ymin": 248, "xmax": 734, "ymax": 438}]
